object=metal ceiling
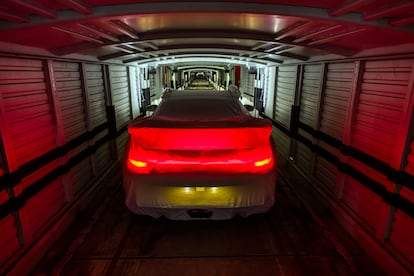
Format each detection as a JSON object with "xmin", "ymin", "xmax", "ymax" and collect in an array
[{"xmin": 0, "ymin": 0, "xmax": 413, "ymax": 67}]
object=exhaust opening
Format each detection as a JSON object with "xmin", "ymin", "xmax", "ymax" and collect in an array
[{"xmin": 187, "ymin": 209, "xmax": 213, "ymax": 218}]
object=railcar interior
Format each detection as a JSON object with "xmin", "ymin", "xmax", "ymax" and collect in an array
[{"xmin": 0, "ymin": 1, "xmax": 414, "ymax": 275}]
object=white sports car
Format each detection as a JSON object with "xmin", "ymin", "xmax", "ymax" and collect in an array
[{"xmin": 123, "ymin": 89, "xmax": 277, "ymax": 220}]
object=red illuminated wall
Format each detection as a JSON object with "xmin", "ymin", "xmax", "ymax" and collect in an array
[
  {"xmin": 0, "ymin": 51, "xmax": 414, "ymax": 275},
  {"xmin": 0, "ymin": 56, "xmax": 140, "ymax": 275},
  {"xmin": 268, "ymin": 57, "xmax": 414, "ymax": 274}
]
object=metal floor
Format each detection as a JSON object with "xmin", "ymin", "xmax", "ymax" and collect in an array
[{"xmin": 32, "ymin": 163, "xmax": 384, "ymax": 276}]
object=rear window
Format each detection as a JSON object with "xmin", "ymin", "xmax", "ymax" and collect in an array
[{"xmin": 153, "ymin": 98, "xmax": 248, "ymax": 121}]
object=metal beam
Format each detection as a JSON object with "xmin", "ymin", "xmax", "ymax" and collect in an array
[
  {"xmin": 51, "ymin": 30, "xmax": 274, "ymax": 55},
  {"xmin": 275, "ymin": 21, "xmax": 313, "ymax": 40},
  {"xmin": 277, "ymin": 52, "xmax": 309, "ymax": 61},
  {"xmin": 139, "ymin": 30, "xmax": 274, "ymax": 41},
  {"xmin": 274, "ymin": 46, "xmax": 295, "ymax": 54},
  {"xmin": 51, "ymin": 26, "xmax": 105, "ymax": 44},
  {"xmin": 307, "ymin": 28, "xmax": 366, "ymax": 45},
  {"xmin": 7, "ymin": 0, "xmax": 56, "ymax": 19},
  {"xmin": 264, "ymin": 44, "xmax": 283, "ymax": 52},
  {"xmin": 329, "ymin": 0, "xmax": 375, "ymax": 17},
  {"xmin": 389, "ymin": 15, "xmax": 414, "ymax": 27},
  {"xmin": 251, "ymin": 42, "xmax": 275, "ymax": 51},
  {"xmin": 0, "ymin": 9, "xmax": 28, "ymax": 23},
  {"xmin": 108, "ymin": 20, "xmax": 139, "ymax": 39},
  {"xmin": 101, "ymin": 45, "xmax": 147, "ymax": 60},
  {"xmin": 122, "ymin": 44, "xmax": 289, "ymax": 63},
  {"xmin": 293, "ymin": 25, "xmax": 342, "ymax": 43},
  {"xmin": 116, "ymin": 45, "xmax": 137, "ymax": 54},
  {"xmin": 51, "ymin": 29, "xmax": 355, "ymax": 57},
  {"xmin": 125, "ymin": 53, "xmax": 275, "ymax": 66},
  {"xmin": 125, "ymin": 43, "xmax": 145, "ymax": 52},
  {"xmin": 78, "ymin": 23, "xmax": 119, "ymax": 41},
  {"xmin": 143, "ymin": 42, "xmax": 159, "ymax": 50},
  {"xmin": 0, "ymin": 2, "xmax": 411, "ymax": 33},
  {"xmin": 177, "ymin": 65, "xmax": 226, "ymax": 71},
  {"xmin": 58, "ymin": 0, "xmax": 92, "ymax": 14},
  {"xmin": 98, "ymin": 50, "xmax": 130, "ymax": 61},
  {"xmin": 52, "ymin": 41, "xmax": 98, "ymax": 55},
  {"xmin": 363, "ymin": 1, "xmax": 414, "ymax": 21},
  {"xmin": 275, "ymin": 37, "xmax": 355, "ymax": 56}
]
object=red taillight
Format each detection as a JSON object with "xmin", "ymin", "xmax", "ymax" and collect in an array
[
  {"xmin": 127, "ymin": 147, "xmax": 274, "ymax": 174},
  {"xmin": 126, "ymin": 125, "xmax": 275, "ymax": 174}
]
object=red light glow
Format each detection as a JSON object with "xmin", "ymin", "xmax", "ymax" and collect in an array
[
  {"xmin": 127, "ymin": 126, "xmax": 275, "ymax": 175},
  {"xmin": 128, "ymin": 126, "xmax": 272, "ymax": 150}
]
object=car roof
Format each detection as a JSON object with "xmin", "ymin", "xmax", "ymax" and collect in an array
[
  {"xmin": 162, "ymin": 89, "xmax": 239, "ymax": 101},
  {"xmin": 154, "ymin": 89, "xmax": 247, "ymax": 121}
]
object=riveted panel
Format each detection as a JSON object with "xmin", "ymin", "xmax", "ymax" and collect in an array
[
  {"xmin": 239, "ymin": 66, "xmax": 255, "ymax": 104},
  {"xmin": 109, "ymin": 65, "xmax": 131, "ymax": 130},
  {"xmin": 320, "ymin": 62, "xmax": 354, "ymax": 142},
  {"xmin": 274, "ymin": 65, "xmax": 297, "ymax": 130},
  {"xmin": 53, "ymin": 61, "xmax": 87, "ymax": 143},
  {"xmin": 85, "ymin": 64, "xmax": 107, "ymax": 129},
  {"xmin": 0, "ymin": 57, "xmax": 57, "ymax": 169},
  {"xmin": 351, "ymin": 59, "xmax": 413, "ymax": 164},
  {"xmin": 299, "ymin": 64, "xmax": 321, "ymax": 128}
]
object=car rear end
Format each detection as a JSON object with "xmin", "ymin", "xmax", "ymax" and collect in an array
[
  {"xmin": 123, "ymin": 117, "xmax": 276, "ymax": 220},
  {"xmin": 123, "ymin": 91, "xmax": 276, "ymax": 220}
]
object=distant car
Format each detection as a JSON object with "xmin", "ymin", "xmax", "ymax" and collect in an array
[
  {"xmin": 123, "ymin": 89, "xmax": 277, "ymax": 220},
  {"xmin": 195, "ymin": 72, "xmax": 205, "ymax": 78}
]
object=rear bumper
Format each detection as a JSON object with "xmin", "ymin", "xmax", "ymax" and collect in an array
[{"xmin": 123, "ymin": 172, "xmax": 276, "ymax": 220}]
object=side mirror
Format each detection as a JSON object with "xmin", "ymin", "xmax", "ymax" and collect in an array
[
  {"xmin": 244, "ymin": 104, "xmax": 255, "ymax": 112},
  {"xmin": 146, "ymin": 104, "xmax": 158, "ymax": 112}
]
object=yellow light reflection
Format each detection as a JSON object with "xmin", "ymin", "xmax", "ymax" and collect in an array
[
  {"xmin": 161, "ymin": 186, "xmax": 264, "ymax": 207},
  {"xmin": 254, "ymin": 158, "xmax": 272, "ymax": 167},
  {"xmin": 129, "ymin": 159, "xmax": 147, "ymax": 168}
]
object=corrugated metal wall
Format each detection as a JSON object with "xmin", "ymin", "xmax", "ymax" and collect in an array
[
  {"xmin": 320, "ymin": 62, "xmax": 354, "ymax": 141},
  {"xmin": 0, "ymin": 57, "xmax": 59, "ymax": 268},
  {"xmin": 85, "ymin": 64, "xmax": 112, "ymax": 175},
  {"xmin": 351, "ymin": 60, "xmax": 412, "ymax": 164},
  {"xmin": 299, "ymin": 64, "xmax": 322, "ymax": 131},
  {"xmin": 316, "ymin": 62, "xmax": 354, "ymax": 195},
  {"xmin": 294, "ymin": 64, "xmax": 322, "ymax": 175},
  {"xmin": 0, "ymin": 56, "xmax": 141, "ymax": 274},
  {"xmin": 53, "ymin": 61, "xmax": 93, "ymax": 197},
  {"xmin": 274, "ymin": 65, "xmax": 297, "ymax": 130},
  {"xmin": 1, "ymin": 58, "xmax": 56, "ymax": 169},
  {"xmin": 268, "ymin": 55, "xmax": 414, "ymax": 274},
  {"xmin": 239, "ymin": 66, "xmax": 255, "ymax": 104},
  {"xmin": 109, "ymin": 65, "xmax": 131, "ymax": 131},
  {"xmin": 86, "ymin": 64, "xmax": 107, "ymax": 129},
  {"xmin": 53, "ymin": 61, "xmax": 87, "ymax": 142}
]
